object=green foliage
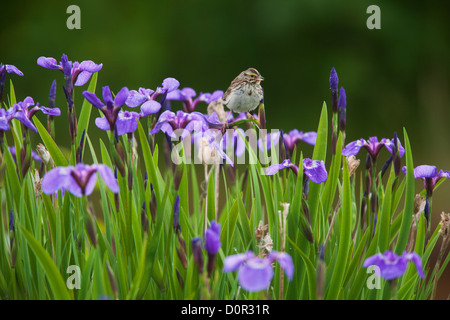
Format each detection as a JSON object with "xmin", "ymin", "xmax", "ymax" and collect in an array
[{"xmin": 0, "ymin": 78, "xmax": 447, "ymax": 301}]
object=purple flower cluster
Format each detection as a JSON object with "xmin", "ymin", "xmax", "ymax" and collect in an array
[{"xmin": 8, "ymin": 55, "xmax": 440, "ymax": 298}]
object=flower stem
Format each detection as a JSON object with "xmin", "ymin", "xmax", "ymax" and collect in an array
[
  {"xmin": 214, "ymin": 162, "xmax": 219, "ymax": 221},
  {"xmin": 389, "ymin": 279, "xmax": 398, "ymax": 300}
]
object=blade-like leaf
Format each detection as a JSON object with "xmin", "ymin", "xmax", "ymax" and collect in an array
[
  {"xmin": 33, "ymin": 117, "xmax": 68, "ymax": 167},
  {"xmin": 19, "ymin": 226, "xmax": 72, "ymax": 300}
]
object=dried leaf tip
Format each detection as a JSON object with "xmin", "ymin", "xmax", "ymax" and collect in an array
[
  {"xmin": 346, "ymin": 155, "xmax": 360, "ymax": 177},
  {"xmin": 439, "ymin": 212, "xmax": 450, "ymax": 238}
]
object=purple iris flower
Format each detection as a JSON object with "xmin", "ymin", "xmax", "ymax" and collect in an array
[
  {"xmin": 200, "ymin": 111, "xmax": 248, "ymax": 131},
  {"xmin": 402, "ymin": 165, "xmax": 450, "ymax": 196},
  {"xmin": 363, "ymin": 251, "xmax": 425, "ymax": 280},
  {"xmin": 200, "ymin": 112, "xmax": 226, "ymax": 130},
  {"xmin": 126, "ymin": 88, "xmax": 155, "ymax": 108},
  {"xmin": 265, "ymin": 158, "xmax": 328, "ymax": 183},
  {"xmin": 0, "ymin": 63, "xmax": 23, "ymax": 102},
  {"xmin": 0, "ymin": 63, "xmax": 23, "ymax": 77},
  {"xmin": 342, "ymin": 136, "xmax": 405, "ymax": 162},
  {"xmin": 95, "ymin": 110, "xmax": 140, "ymax": 136},
  {"xmin": 0, "ymin": 108, "xmax": 17, "ymax": 131},
  {"xmin": 41, "ymin": 163, "xmax": 119, "ymax": 197},
  {"xmin": 126, "ymin": 88, "xmax": 162, "ymax": 117},
  {"xmin": 404, "ymin": 164, "xmax": 448, "ymax": 197},
  {"xmin": 203, "ymin": 220, "xmax": 222, "ymax": 277},
  {"xmin": 37, "ymin": 54, "xmax": 102, "ymax": 87},
  {"xmin": 204, "ymin": 220, "xmax": 221, "ymax": 255},
  {"xmin": 223, "ymin": 250, "xmax": 294, "ymax": 292},
  {"xmin": 303, "ymin": 158, "xmax": 328, "ymax": 183},
  {"xmin": 82, "ymin": 86, "xmax": 129, "ymax": 131},
  {"xmin": 402, "ymin": 165, "xmax": 450, "ymax": 223},
  {"xmin": 166, "ymin": 87, "xmax": 223, "ymax": 113},
  {"xmin": 153, "ymin": 77, "xmax": 181, "ymax": 100},
  {"xmin": 126, "ymin": 78, "xmax": 180, "ymax": 114},
  {"xmin": 258, "ymin": 130, "xmax": 316, "ymax": 154},
  {"xmin": 283, "ymin": 129, "xmax": 317, "ymax": 154},
  {"xmin": 150, "ymin": 110, "xmax": 205, "ymax": 139},
  {"xmin": 11, "ymin": 97, "xmax": 61, "ymax": 132}
]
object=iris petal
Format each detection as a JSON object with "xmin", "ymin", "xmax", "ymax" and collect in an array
[
  {"xmin": 114, "ymin": 87, "xmax": 129, "ymax": 107},
  {"xmin": 223, "ymin": 253, "xmax": 249, "ymax": 272},
  {"xmin": 238, "ymin": 260, "xmax": 273, "ymax": 292},
  {"xmin": 41, "ymin": 166, "xmax": 73, "ymax": 195},
  {"xmin": 37, "ymin": 57, "xmax": 60, "ymax": 70},
  {"xmin": 96, "ymin": 164, "xmax": 120, "ymax": 194}
]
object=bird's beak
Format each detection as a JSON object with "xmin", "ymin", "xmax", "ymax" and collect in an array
[{"xmin": 257, "ymin": 76, "xmax": 264, "ymax": 82}]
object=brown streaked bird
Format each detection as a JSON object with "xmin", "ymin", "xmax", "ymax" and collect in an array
[{"xmin": 222, "ymin": 68, "xmax": 264, "ymax": 113}]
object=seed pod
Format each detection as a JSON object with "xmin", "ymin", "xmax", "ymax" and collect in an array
[{"xmin": 36, "ymin": 143, "xmax": 51, "ymax": 166}]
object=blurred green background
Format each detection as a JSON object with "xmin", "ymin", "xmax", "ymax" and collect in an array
[{"xmin": 1, "ymin": 0, "xmax": 449, "ymax": 298}]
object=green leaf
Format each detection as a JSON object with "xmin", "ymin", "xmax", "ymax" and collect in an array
[
  {"xmin": 375, "ymin": 167, "xmax": 394, "ymax": 252},
  {"xmin": 207, "ymin": 166, "xmax": 216, "ymax": 222},
  {"xmin": 394, "ymin": 129, "xmax": 414, "ymax": 254},
  {"xmin": 326, "ymin": 157, "xmax": 351, "ymax": 299},
  {"xmin": 237, "ymin": 194, "xmax": 252, "ymax": 247},
  {"xmin": 33, "ymin": 117, "xmax": 68, "ymax": 167},
  {"xmin": 19, "ymin": 226, "xmax": 72, "ymax": 300},
  {"xmin": 320, "ymin": 132, "xmax": 343, "ymax": 241},
  {"xmin": 9, "ymin": 80, "xmax": 23, "ymax": 151},
  {"xmin": 126, "ymin": 238, "xmax": 149, "ymax": 299},
  {"xmin": 309, "ymin": 102, "xmax": 328, "ymax": 230},
  {"xmin": 4, "ymin": 146, "xmax": 21, "ymax": 209},
  {"xmin": 312, "ymin": 102, "xmax": 328, "ymax": 162},
  {"xmin": 287, "ymin": 236, "xmax": 316, "ymax": 299},
  {"xmin": 220, "ymin": 200, "xmax": 239, "ymax": 255},
  {"xmin": 137, "ymin": 121, "xmax": 164, "ymax": 203}
]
